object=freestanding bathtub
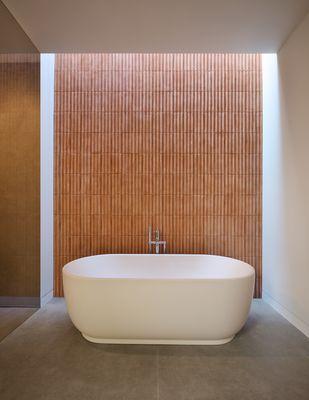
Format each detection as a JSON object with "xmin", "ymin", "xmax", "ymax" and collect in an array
[{"xmin": 63, "ymin": 254, "xmax": 255, "ymax": 345}]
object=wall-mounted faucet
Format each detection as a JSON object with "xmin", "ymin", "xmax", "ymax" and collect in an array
[{"xmin": 148, "ymin": 226, "xmax": 166, "ymax": 254}]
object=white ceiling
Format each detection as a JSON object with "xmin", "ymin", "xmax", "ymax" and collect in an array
[{"xmin": 2, "ymin": 0, "xmax": 309, "ymax": 53}]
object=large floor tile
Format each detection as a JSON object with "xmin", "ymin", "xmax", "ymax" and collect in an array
[
  {"xmin": 0, "ymin": 300, "xmax": 158, "ymax": 400},
  {"xmin": 158, "ymin": 353, "xmax": 309, "ymax": 400},
  {"xmin": 0, "ymin": 307, "xmax": 37, "ymax": 342}
]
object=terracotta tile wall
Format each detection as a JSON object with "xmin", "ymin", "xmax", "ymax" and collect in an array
[
  {"xmin": 0, "ymin": 54, "xmax": 40, "ymax": 300},
  {"xmin": 54, "ymin": 54, "xmax": 262, "ymax": 297}
]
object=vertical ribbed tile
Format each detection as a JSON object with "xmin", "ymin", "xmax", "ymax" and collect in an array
[{"xmin": 54, "ymin": 54, "xmax": 262, "ymax": 297}]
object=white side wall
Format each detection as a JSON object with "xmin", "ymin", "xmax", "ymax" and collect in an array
[
  {"xmin": 40, "ymin": 54, "xmax": 55, "ymax": 306},
  {"xmin": 263, "ymin": 13, "xmax": 309, "ymax": 337}
]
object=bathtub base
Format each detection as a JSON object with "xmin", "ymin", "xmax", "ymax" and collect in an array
[{"xmin": 82, "ymin": 333, "xmax": 235, "ymax": 345}]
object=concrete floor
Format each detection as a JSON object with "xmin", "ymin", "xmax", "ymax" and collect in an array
[
  {"xmin": 0, "ymin": 299, "xmax": 308, "ymax": 400},
  {"xmin": 0, "ymin": 307, "xmax": 37, "ymax": 342}
]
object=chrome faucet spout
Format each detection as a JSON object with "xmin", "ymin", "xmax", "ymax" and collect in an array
[
  {"xmin": 148, "ymin": 225, "xmax": 152, "ymax": 254},
  {"xmin": 155, "ymin": 228, "xmax": 160, "ymax": 241}
]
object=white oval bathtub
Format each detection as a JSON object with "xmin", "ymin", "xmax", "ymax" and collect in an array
[{"xmin": 63, "ymin": 254, "xmax": 255, "ymax": 345}]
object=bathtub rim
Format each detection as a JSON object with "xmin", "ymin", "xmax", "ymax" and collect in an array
[{"xmin": 62, "ymin": 253, "xmax": 255, "ymax": 282}]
